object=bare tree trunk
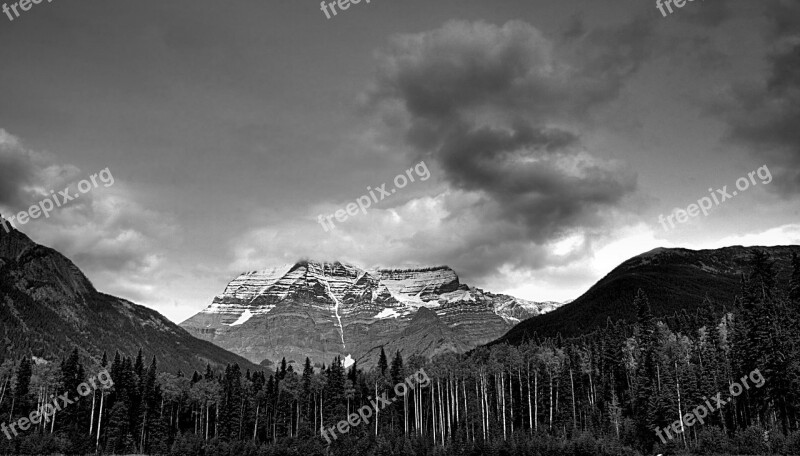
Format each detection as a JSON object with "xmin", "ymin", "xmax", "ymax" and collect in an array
[
  {"xmin": 535, "ymin": 369, "xmax": 539, "ymax": 433},
  {"xmin": 446, "ymin": 378, "xmax": 452, "ymax": 438},
  {"xmin": 140, "ymin": 411, "xmax": 147, "ymax": 451},
  {"xmin": 50, "ymin": 399, "xmax": 56, "ymax": 433},
  {"xmin": 0, "ymin": 377, "xmax": 7, "ymax": 410},
  {"xmin": 96, "ymin": 391, "xmax": 105, "ymax": 451},
  {"xmin": 481, "ymin": 373, "xmax": 489, "ymax": 440},
  {"xmin": 527, "ymin": 362, "xmax": 533, "ymax": 433},
  {"xmin": 477, "ymin": 377, "xmax": 483, "ymax": 440},
  {"xmin": 518, "ymin": 368, "xmax": 524, "ymax": 432},
  {"xmin": 501, "ymin": 372, "xmax": 507, "ymax": 440},
  {"xmin": 570, "ymin": 369, "xmax": 577, "ymax": 430},
  {"xmin": 254, "ymin": 403, "xmax": 260, "ymax": 442},
  {"xmin": 404, "ymin": 386, "xmax": 409, "ymax": 435},
  {"xmin": 439, "ymin": 379, "xmax": 446, "ymax": 443},
  {"xmin": 509, "ymin": 370, "xmax": 514, "ymax": 434},
  {"xmin": 205, "ymin": 403, "xmax": 210, "ymax": 441},
  {"xmin": 431, "ymin": 382, "xmax": 437, "ymax": 445},
  {"xmin": 548, "ymin": 371, "xmax": 554, "ymax": 430},
  {"xmin": 676, "ymin": 362, "xmax": 687, "ymax": 449},
  {"xmin": 463, "ymin": 378, "xmax": 469, "ymax": 441},
  {"xmin": 89, "ymin": 389, "xmax": 96, "ymax": 434}
]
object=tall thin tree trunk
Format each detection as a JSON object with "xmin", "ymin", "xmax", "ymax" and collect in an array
[
  {"xmin": 96, "ymin": 392, "xmax": 105, "ymax": 451},
  {"xmin": 89, "ymin": 389, "xmax": 96, "ymax": 434},
  {"xmin": 527, "ymin": 362, "xmax": 533, "ymax": 433},
  {"xmin": 535, "ymin": 369, "xmax": 539, "ymax": 433},
  {"xmin": 0, "ymin": 377, "xmax": 7, "ymax": 410},
  {"xmin": 254, "ymin": 403, "xmax": 260, "ymax": 442},
  {"xmin": 570, "ymin": 368, "xmax": 577, "ymax": 430},
  {"xmin": 501, "ymin": 372, "xmax": 507, "ymax": 440},
  {"xmin": 463, "ymin": 378, "xmax": 469, "ymax": 441},
  {"xmin": 548, "ymin": 371, "xmax": 554, "ymax": 430},
  {"xmin": 205, "ymin": 403, "xmax": 210, "ymax": 441},
  {"xmin": 676, "ymin": 362, "xmax": 687, "ymax": 449},
  {"xmin": 432, "ymin": 381, "xmax": 437, "ymax": 445}
]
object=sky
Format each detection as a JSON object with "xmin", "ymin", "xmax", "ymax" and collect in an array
[{"xmin": 0, "ymin": 0, "xmax": 798, "ymax": 323}]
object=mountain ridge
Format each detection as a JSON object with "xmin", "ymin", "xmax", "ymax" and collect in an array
[
  {"xmin": 0, "ymin": 217, "xmax": 258, "ymax": 373},
  {"xmin": 181, "ymin": 259, "xmax": 564, "ymax": 368},
  {"xmin": 496, "ymin": 244, "xmax": 800, "ymax": 345}
]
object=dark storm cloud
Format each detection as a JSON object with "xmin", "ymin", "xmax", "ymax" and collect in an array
[
  {"xmin": 437, "ymin": 122, "xmax": 635, "ymax": 241},
  {"xmin": 367, "ymin": 20, "xmax": 640, "ymax": 243},
  {"xmin": 719, "ymin": 1, "xmax": 800, "ymax": 195},
  {"xmin": 0, "ymin": 130, "xmax": 78, "ymax": 210}
]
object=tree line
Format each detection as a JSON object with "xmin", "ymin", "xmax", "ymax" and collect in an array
[{"xmin": 0, "ymin": 250, "xmax": 798, "ymax": 455}]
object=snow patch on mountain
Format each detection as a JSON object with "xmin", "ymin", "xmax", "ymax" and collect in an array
[
  {"xmin": 375, "ymin": 308, "xmax": 401, "ymax": 319},
  {"xmin": 229, "ymin": 309, "xmax": 253, "ymax": 326}
]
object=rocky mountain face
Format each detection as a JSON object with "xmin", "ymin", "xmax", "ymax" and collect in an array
[
  {"xmin": 180, "ymin": 260, "xmax": 561, "ymax": 368},
  {"xmin": 497, "ymin": 245, "xmax": 800, "ymax": 344},
  {"xmin": 0, "ymin": 218, "xmax": 256, "ymax": 373}
]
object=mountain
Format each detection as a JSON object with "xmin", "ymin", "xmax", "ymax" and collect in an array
[
  {"xmin": 0, "ymin": 218, "xmax": 257, "ymax": 374},
  {"xmin": 180, "ymin": 260, "xmax": 562, "ymax": 368},
  {"xmin": 497, "ymin": 245, "xmax": 800, "ymax": 344}
]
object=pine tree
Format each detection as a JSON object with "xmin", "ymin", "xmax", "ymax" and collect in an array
[
  {"xmin": 134, "ymin": 349, "xmax": 145, "ymax": 380},
  {"xmin": 13, "ymin": 357, "xmax": 32, "ymax": 417},
  {"xmin": 301, "ymin": 358, "xmax": 314, "ymax": 423},
  {"xmin": 219, "ymin": 363, "xmax": 243, "ymax": 440},
  {"xmin": 139, "ymin": 356, "xmax": 161, "ymax": 452},
  {"xmin": 378, "ymin": 348, "xmax": 389, "ymax": 378},
  {"xmin": 390, "ymin": 351, "xmax": 404, "ymax": 384},
  {"xmin": 324, "ymin": 356, "xmax": 346, "ymax": 422},
  {"xmin": 633, "ymin": 289, "xmax": 659, "ymax": 447},
  {"xmin": 279, "ymin": 358, "xmax": 288, "ymax": 381},
  {"xmin": 748, "ymin": 249, "xmax": 776, "ymax": 300}
]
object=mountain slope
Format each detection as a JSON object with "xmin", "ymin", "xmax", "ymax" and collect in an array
[
  {"xmin": 181, "ymin": 260, "xmax": 563, "ymax": 368},
  {"xmin": 497, "ymin": 245, "xmax": 800, "ymax": 344},
  {"xmin": 0, "ymin": 219, "xmax": 257, "ymax": 374}
]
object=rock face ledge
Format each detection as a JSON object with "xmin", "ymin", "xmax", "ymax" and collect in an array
[{"xmin": 180, "ymin": 260, "xmax": 562, "ymax": 368}]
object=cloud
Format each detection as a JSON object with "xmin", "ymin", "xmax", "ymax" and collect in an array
[
  {"xmin": 229, "ymin": 189, "xmax": 591, "ymax": 284},
  {"xmin": 0, "ymin": 128, "xmax": 178, "ymax": 308},
  {"xmin": 715, "ymin": 1, "xmax": 800, "ymax": 195},
  {"xmin": 0, "ymin": 129, "xmax": 81, "ymax": 209},
  {"xmin": 364, "ymin": 20, "xmax": 640, "ymax": 245}
]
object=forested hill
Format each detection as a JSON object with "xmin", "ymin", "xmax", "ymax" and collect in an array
[
  {"xmin": 0, "ymin": 217, "xmax": 257, "ymax": 373},
  {"xmin": 497, "ymin": 245, "xmax": 800, "ymax": 344}
]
